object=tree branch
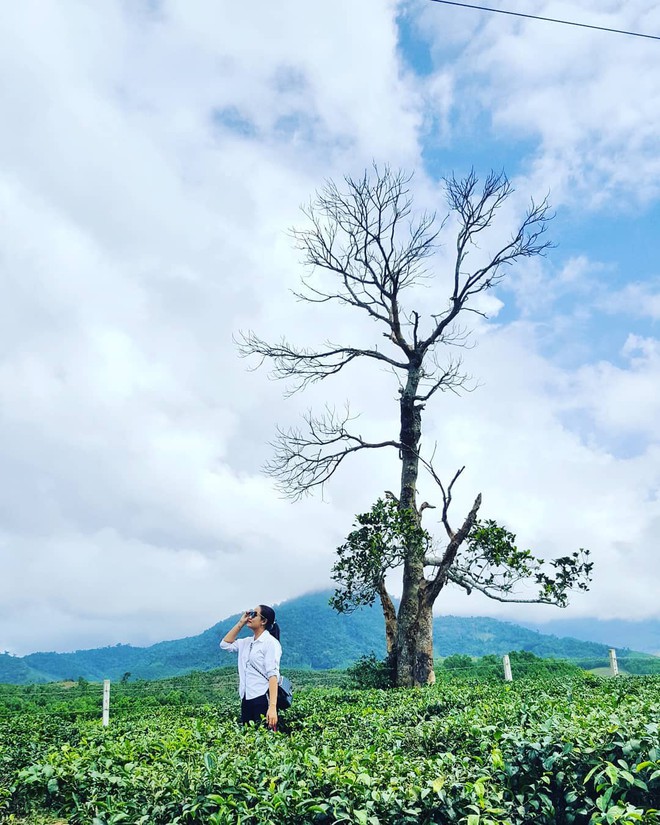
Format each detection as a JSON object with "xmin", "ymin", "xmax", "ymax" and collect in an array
[
  {"xmin": 236, "ymin": 332, "xmax": 408, "ymax": 395},
  {"xmin": 413, "ymin": 356, "xmax": 469, "ymax": 402},
  {"xmin": 289, "ymin": 166, "xmax": 440, "ymax": 358},
  {"xmin": 446, "ymin": 520, "xmax": 593, "ymax": 608},
  {"xmin": 420, "ymin": 170, "xmax": 553, "ymax": 352},
  {"xmin": 426, "ymin": 493, "xmax": 482, "ymax": 601},
  {"xmin": 416, "ymin": 455, "xmax": 466, "ymax": 539},
  {"xmin": 266, "ymin": 406, "xmax": 401, "ymax": 499},
  {"xmin": 446, "ymin": 572, "xmax": 567, "ymax": 604}
]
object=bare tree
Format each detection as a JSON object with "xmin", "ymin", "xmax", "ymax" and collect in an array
[{"xmin": 238, "ymin": 166, "xmax": 591, "ymax": 687}]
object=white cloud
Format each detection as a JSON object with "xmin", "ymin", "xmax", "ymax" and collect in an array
[
  {"xmin": 567, "ymin": 334, "xmax": 660, "ymax": 439},
  {"xmin": 500, "ymin": 254, "xmax": 606, "ymax": 319},
  {"xmin": 1, "ymin": 0, "xmax": 660, "ymax": 657},
  {"xmin": 0, "ymin": 0, "xmax": 423, "ymax": 654},
  {"xmin": 417, "ymin": 322, "xmax": 660, "ymax": 622},
  {"xmin": 415, "ymin": 0, "xmax": 660, "ymax": 206},
  {"xmin": 598, "ymin": 282, "xmax": 660, "ymax": 321}
]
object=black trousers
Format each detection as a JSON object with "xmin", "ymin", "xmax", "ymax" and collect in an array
[{"xmin": 240, "ymin": 692, "xmax": 269, "ymax": 725}]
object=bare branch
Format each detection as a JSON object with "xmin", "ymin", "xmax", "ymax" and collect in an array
[
  {"xmin": 420, "ymin": 170, "xmax": 554, "ymax": 352},
  {"xmin": 426, "ymin": 493, "xmax": 482, "ymax": 601},
  {"xmin": 416, "ymin": 454, "xmax": 466, "ymax": 538},
  {"xmin": 290, "ymin": 165, "xmax": 441, "ymax": 356},
  {"xmin": 236, "ymin": 331, "xmax": 408, "ymax": 396},
  {"xmin": 266, "ymin": 405, "xmax": 401, "ymax": 499},
  {"xmin": 458, "ymin": 196, "xmax": 553, "ymax": 299},
  {"xmin": 414, "ymin": 355, "xmax": 470, "ymax": 402},
  {"xmin": 446, "ymin": 572, "xmax": 567, "ymax": 604}
]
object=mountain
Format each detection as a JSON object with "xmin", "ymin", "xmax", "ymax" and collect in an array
[
  {"xmin": 0, "ymin": 653, "xmax": 51, "ymax": 684},
  {"xmin": 518, "ymin": 618, "xmax": 660, "ymax": 657},
  {"xmin": 2, "ymin": 591, "xmax": 658, "ymax": 684}
]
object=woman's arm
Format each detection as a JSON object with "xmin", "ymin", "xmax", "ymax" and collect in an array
[
  {"xmin": 266, "ymin": 676, "xmax": 278, "ymax": 730},
  {"xmin": 220, "ymin": 613, "xmax": 248, "ymax": 648},
  {"xmin": 263, "ymin": 638, "xmax": 281, "ymax": 730}
]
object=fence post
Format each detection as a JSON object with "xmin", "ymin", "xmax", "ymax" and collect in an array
[
  {"xmin": 102, "ymin": 679, "xmax": 111, "ymax": 726},
  {"xmin": 609, "ymin": 649, "xmax": 619, "ymax": 677},
  {"xmin": 502, "ymin": 654, "xmax": 513, "ymax": 682}
]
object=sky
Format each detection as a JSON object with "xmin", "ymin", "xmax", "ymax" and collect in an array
[{"xmin": 1, "ymin": 0, "xmax": 659, "ymax": 656}]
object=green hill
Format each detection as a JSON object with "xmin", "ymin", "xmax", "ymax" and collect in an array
[
  {"xmin": 2, "ymin": 590, "xmax": 658, "ymax": 683},
  {"xmin": 0, "ymin": 653, "xmax": 50, "ymax": 684}
]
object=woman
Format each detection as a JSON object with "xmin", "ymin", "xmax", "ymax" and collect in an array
[{"xmin": 220, "ymin": 604, "xmax": 282, "ymax": 730}]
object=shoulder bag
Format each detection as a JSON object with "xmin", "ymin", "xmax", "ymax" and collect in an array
[{"xmin": 247, "ymin": 654, "xmax": 293, "ymax": 710}]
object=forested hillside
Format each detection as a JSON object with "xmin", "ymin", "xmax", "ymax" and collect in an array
[{"xmin": 2, "ymin": 591, "xmax": 658, "ymax": 684}]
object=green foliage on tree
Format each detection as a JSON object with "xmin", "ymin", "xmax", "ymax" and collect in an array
[
  {"xmin": 449, "ymin": 518, "xmax": 592, "ymax": 608},
  {"xmin": 330, "ymin": 497, "xmax": 429, "ymax": 613},
  {"xmin": 331, "ymin": 498, "xmax": 593, "ymax": 636}
]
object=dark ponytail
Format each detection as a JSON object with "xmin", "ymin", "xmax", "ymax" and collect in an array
[{"xmin": 259, "ymin": 604, "xmax": 280, "ymax": 641}]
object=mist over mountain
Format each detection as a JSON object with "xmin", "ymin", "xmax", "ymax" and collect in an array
[
  {"xmin": 2, "ymin": 591, "xmax": 658, "ymax": 684},
  {"xmin": 519, "ymin": 618, "xmax": 660, "ymax": 657}
]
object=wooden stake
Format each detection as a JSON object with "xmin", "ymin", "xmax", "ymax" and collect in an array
[
  {"xmin": 609, "ymin": 649, "xmax": 619, "ymax": 677},
  {"xmin": 102, "ymin": 679, "xmax": 110, "ymax": 726},
  {"xmin": 502, "ymin": 654, "xmax": 513, "ymax": 682}
]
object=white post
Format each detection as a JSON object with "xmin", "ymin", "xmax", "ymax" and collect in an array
[
  {"xmin": 102, "ymin": 679, "xmax": 111, "ymax": 726},
  {"xmin": 609, "ymin": 649, "xmax": 619, "ymax": 677},
  {"xmin": 503, "ymin": 654, "xmax": 513, "ymax": 682}
]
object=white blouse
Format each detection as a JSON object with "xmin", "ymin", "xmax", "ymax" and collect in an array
[{"xmin": 220, "ymin": 629, "xmax": 282, "ymax": 699}]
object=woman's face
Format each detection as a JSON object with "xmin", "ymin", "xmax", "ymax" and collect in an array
[{"xmin": 246, "ymin": 606, "xmax": 266, "ymax": 632}]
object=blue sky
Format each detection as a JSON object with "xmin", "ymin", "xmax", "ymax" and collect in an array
[
  {"xmin": 1, "ymin": 0, "xmax": 659, "ymax": 655},
  {"xmin": 400, "ymin": 2, "xmax": 660, "ymax": 354}
]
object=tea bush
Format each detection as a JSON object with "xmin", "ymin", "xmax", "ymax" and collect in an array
[{"xmin": 1, "ymin": 674, "xmax": 659, "ymax": 824}]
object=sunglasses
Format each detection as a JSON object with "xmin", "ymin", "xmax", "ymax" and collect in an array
[{"xmin": 246, "ymin": 610, "xmax": 259, "ymax": 619}]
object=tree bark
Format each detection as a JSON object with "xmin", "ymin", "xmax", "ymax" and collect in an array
[
  {"xmin": 396, "ymin": 587, "xmax": 437, "ymax": 686},
  {"xmin": 398, "ymin": 365, "xmax": 422, "ymax": 513},
  {"xmin": 378, "ymin": 581, "xmax": 397, "ymax": 655},
  {"xmin": 413, "ymin": 590, "xmax": 434, "ymax": 685},
  {"xmin": 395, "ymin": 364, "xmax": 430, "ymax": 686}
]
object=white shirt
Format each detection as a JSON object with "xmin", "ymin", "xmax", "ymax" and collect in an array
[{"xmin": 220, "ymin": 630, "xmax": 282, "ymax": 700}]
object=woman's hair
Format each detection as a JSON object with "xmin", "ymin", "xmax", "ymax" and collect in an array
[{"xmin": 259, "ymin": 604, "xmax": 280, "ymax": 641}]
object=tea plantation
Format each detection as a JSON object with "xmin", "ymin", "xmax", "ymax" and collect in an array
[{"xmin": 1, "ymin": 672, "xmax": 659, "ymax": 824}]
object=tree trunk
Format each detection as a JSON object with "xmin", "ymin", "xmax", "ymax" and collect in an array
[
  {"xmin": 396, "ymin": 585, "xmax": 435, "ymax": 686},
  {"xmin": 378, "ymin": 581, "xmax": 397, "ymax": 655},
  {"xmin": 395, "ymin": 565, "xmax": 421, "ymax": 687},
  {"xmin": 398, "ymin": 365, "xmax": 422, "ymax": 513},
  {"xmin": 413, "ymin": 592, "xmax": 434, "ymax": 685},
  {"xmin": 395, "ymin": 364, "xmax": 432, "ymax": 686}
]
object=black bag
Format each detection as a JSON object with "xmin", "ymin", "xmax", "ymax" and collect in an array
[{"xmin": 277, "ymin": 675, "xmax": 293, "ymax": 710}]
